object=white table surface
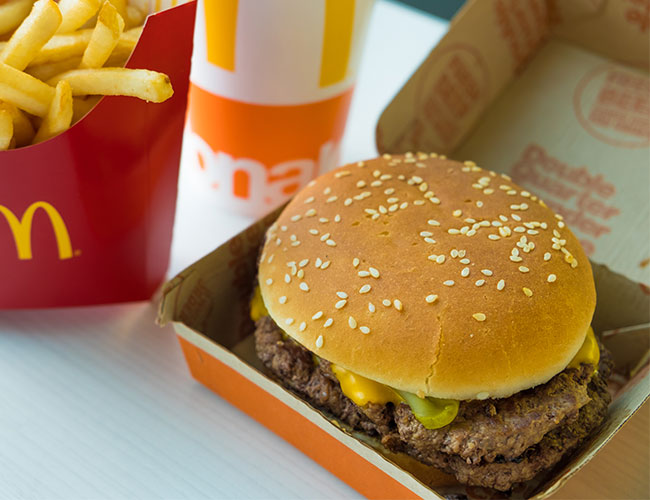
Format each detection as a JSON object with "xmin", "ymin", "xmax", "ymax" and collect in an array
[{"xmin": 0, "ymin": 3, "xmax": 448, "ymax": 499}]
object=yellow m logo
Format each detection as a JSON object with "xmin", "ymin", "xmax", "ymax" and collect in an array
[{"xmin": 0, "ymin": 202, "xmax": 73, "ymax": 260}]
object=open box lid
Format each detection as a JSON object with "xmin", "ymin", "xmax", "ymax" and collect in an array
[{"xmin": 376, "ymin": 0, "xmax": 649, "ymax": 290}]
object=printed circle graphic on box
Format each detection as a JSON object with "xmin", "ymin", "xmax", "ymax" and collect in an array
[
  {"xmin": 414, "ymin": 43, "xmax": 490, "ymax": 150},
  {"xmin": 186, "ymin": 0, "xmax": 374, "ymax": 216},
  {"xmin": 574, "ymin": 64, "xmax": 650, "ymax": 148}
]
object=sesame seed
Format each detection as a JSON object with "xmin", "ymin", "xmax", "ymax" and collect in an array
[
  {"xmin": 299, "ymin": 282, "xmax": 309, "ymax": 292},
  {"xmin": 285, "ymin": 274, "xmax": 291, "ymax": 283},
  {"xmin": 511, "ymin": 214, "xmax": 522, "ymax": 221},
  {"xmin": 472, "ymin": 183, "xmax": 483, "ymax": 189},
  {"xmin": 304, "ymin": 196, "xmax": 315, "ymax": 204},
  {"xmin": 336, "ymin": 292, "xmax": 348, "ymax": 300},
  {"xmin": 356, "ymin": 180, "xmax": 366, "ymax": 188},
  {"xmin": 353, "ymin": 258, "xmax": 360, "ymax": 268},
  {"xmin": 382, "ymin": 299, "xmax": 391, "ymax": 307},
  {"xmin": 266, "ymin": 278, "xmax": 273, "ymax": 285},
  {"xmin": 497, "ymin": 279, "xmax": 505, "ymax": 290},
  {"xmin": 476, "ymin": 201, "xmax": 484, "ymax": 208},
  {"xmin": 428, "ymin": 219, "xmax": 440, "ymax": 227},
  {"xmin": 558, "ymin": 221, "xmax": 565, "ymax": 228},
  {"xmin": 285, "ymin": 318, "xmax": 294, "ymax": 325},
  {"xmin": 523, "ymin": 287, "xmax": 533, "ymax": 297},
  {"xmin": 321, "ymin": 261, "xmax": 331, "ymax": 270},
  {"xmin": 460, "ymin": 258, "xmax": 470, "ymax": 264},
  {"xmin": 424, "ymin": 191, "xmax": 434, "ymax": 198},
  {"xmin": 299, "ymin": 322, "xmax": 307, "ymax": 332},
  {"xmin": 527, "ymin": 229, "xmax": 539, "ymax": 235},
  {"xmin": 430, "ymin": 197, "xmax": 441, "ymax": 204},
  {"xmin": 291, "ymin": 214, "xmax": 302, "ymax": 222},
  {"xmin": 519, "ymin": 266, "xmax": 530, "ymax": 273},
  {"xmin": 369, "ymin": 267, "xmax": 380, "ymax": 278},
  {"xmin": 323, "ymin": 187, "xmax": 331, "ymax": 195},
  {"xmin": 425, "ymin": 237, "xmax": 436, "ymax": 244},
  {"xmin": 453, "ymin": 209, "xmax": 462, "ymax": 217},
  {"xmin": 380, "ymin": 174, "xmax": 392, "ymax": 181},
  {"xmin": 335, "ymin": 300, "xmax": 347, "ymax": 309},
  {"xmin": 359, "ymin": 284, "xmax": 371, "ymax": 294},
  {"xmin": 428, "ymin": 255, "xmax": 438, "ymax": 262},
  {"xmin": 276, "ymin": 238, "xmax": 282, "ymax": 246},
  {"xmin": 443, "ymin": 280, "xmax": 455, "ymax": 286},
  {"xmin": 507, "ymin": 190, "xmax": 517, "ymax": 195},
  {"xmin": 483, "ymin": 189, "xmax": 494, "ymax": 195},
  {"xmin": 368, "ymin": 302, "xmax": 376, "ymax": 313},
  {"xmin": 400, "ymin": 202, "xmax": 409, "ymax": 209},
  {"xmin": 547, "ymin": 274, "xmax": 557, "ymax": 282},
  {"xmin": 436, "ymin": 255, "xmax": 446, "ymax": 264},
  {"xmin": 413, "ymin": 200, "xmax": 425, "ymax": 205},
  {"xmin": 312, "ymin": 311, "xmax": 323, "ymax": 320},
  {"xmin": 326, "ymin": 196, "xmax": 338, "ymax": 203},
  {"xmin": 344, "ymin": 198, "xmax": 353, "ymax": 206},
  {"xmin": 466, "ymin": 229, "xmax": 477, "ymax": 237},
  {"xmin": 521, "ymin": 191, "xmax": 531, "ymax": 197},
  {"xmin": 348, "ymin": 316, "xmax": 357, "ymax": 329},
  {"xmin": 315, "ymin": 258, "xmax": 323, "ymax": 268},
  {"xmin": 358, "ymin": 270, "xmax": 370, "ymax": 277},
  {"xmin": 425, "ymin": 294, "xmax": 438, "ymax": 303},
  {"xmin": 373, "ymin": 170, "xmax": 381, "ymax": 178},
  {"xmin": 360, "ymin": 326, "xmax": 370, "ymax": 334},
  {"xmin": 499, "ymin": 215, "xmax": 508, "ymax": 222},
  {"xmin": 291, "ymin": 241, "xmax": 301, "ymax": 247},
  {"xmin": 420, "ymin": 231, "xmax": 433, "ymax": 237},
  {"xmin": 544, "ymin": 252, "xmax": 551, "ymax": 261},
  {"xmin": 334, "ymin": 214, "xmax": 341, "ymax": 222},
  {"xmin": 481, "ymin": 269, "xmax": 493, "ymax": 276},
  {"xmin": 393, "ymin": 299, "xmax": 403, "ymax": 311},
  {"xmin": 324, "ymin": 318, "xmax": 333, "ymax": 328},
  {"xmin": 316, "ymin": 335, "xmax": 324, "ymax": 348},
  {"xmin": 475, "ymin": 279, "xmax": 486, "ymax": 287},
  {"xmin": 326, "ymin": 239, "xmax": 336, "ymax": 247},
  {"xmin": 365, "ymin": 208, "xmax": 377, "ymax": 215},
  {"xmin": 378, "ymin": 205, "xmax": 388, "ymax": 214},
  {"xmin": 371, "ymin": 180, "xmax": 382, "ymax": 187},
  {"xmin": 299, "ymin": 259, "xmax": 309, "ymax": 267},
  {"xmin": 488, "ymin": 234, "xmax": 500, "ymax": 240},
  {"xmin": 305, "ymin": 208, "xmax": 317, "ymax": 218},
  {"xmin": 320, "ymin": 233, "xmax": 330, "ymax": 241},
  {"xmin": 451, "ymin": 249, "xmax": 459, "ymax": 258},
  {"xmin": 309, "ymin": 229, "xmax": 319, "ymax": 235},
  {"xmin": 448, "ymin": 229, "xmax": 460, "ymax": 235},
  {"xmin": 385, "ymin": 188, "xmax": 395, "ymax": 195},
  {"xmin": 472, "ymin": 313, "xmax": 486, "ymax": 322},
  {"xmin": 358, "ymin": 161, "xmax": 366, "ymax": 166},
  {"xmin": 278, "ymin": 296, "xmax": 288, "ymax": 305},
  {"xmin": 509, "ymin": 255, "xmax": 523, "ymax": 262},
  {"xmin": 319, "ymin": 217, "xmax": 329, "ymax": 223}
]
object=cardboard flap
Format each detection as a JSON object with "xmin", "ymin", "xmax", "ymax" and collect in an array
[
  {"xmin": 550, "ymin": 0, "xmax": 650, "ymax": 69},
  {"xmin": 376, "ymin": 0, "xmax": 551, "ymax": 155}
]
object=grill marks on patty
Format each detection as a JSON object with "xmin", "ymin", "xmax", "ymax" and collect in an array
[{"xmin": 253, "ymin": 315, "xmax": 612, "ymax": 491}]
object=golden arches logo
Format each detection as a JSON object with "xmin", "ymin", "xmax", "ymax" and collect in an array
[{"xmin": 0, "ymin": 202, "xmax": 73, "ymax": 260}]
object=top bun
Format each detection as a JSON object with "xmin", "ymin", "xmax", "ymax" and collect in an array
[{"xmin": 258, "ymin": 154, "xmax": 596, "ymax": 400}]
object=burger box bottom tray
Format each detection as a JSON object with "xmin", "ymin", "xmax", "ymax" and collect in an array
[{"xmin": 158, "ymin": 208, "xmax": 649, "ymax": 500}]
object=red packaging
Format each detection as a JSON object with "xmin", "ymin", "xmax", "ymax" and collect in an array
[{"xmin": 0, "ymin": 1, "xmax": 196, "ymax": 308}]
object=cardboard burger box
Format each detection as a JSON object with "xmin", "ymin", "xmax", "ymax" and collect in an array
[
  {"xmin": 0, "ymin": 1, "xmax": 195, "ymax": 308},
  {"xmin": 159, "ymin": 1, "xmax": 649, "ymax": 498}
]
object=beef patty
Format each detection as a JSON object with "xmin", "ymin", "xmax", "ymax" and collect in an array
[{"xmin": 254, "ymin": 315, "xmax": 612, "ymax": 491}]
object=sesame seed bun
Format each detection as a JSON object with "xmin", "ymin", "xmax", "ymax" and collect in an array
[{"xmin": 257, "ymin": 154, "xmax": 596, "ymax": 400}]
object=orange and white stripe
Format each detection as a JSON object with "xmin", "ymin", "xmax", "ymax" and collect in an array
[{"xmin": 191, "ymin": 0, "xmax": 375, "ymax": 105}]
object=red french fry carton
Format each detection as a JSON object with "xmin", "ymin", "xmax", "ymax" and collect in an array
[{"xmin": 0, "ymin": 1, "xmax": 196, "ymax": 309}]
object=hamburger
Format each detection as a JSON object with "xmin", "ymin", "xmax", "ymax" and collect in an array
[{"xmin": 250, "ymin": 153, "xmax": 612, "ymax": 492}]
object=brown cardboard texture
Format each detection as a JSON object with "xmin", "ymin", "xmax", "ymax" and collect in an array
[
  {"xmin": 376, "ymin": 0, "xmax": 650, "ymax": 289},
  {"xmin": 159, "ymin": 209, "xmax": 649, "ymax": 499}
]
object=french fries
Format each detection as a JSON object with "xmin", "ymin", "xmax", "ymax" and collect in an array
[
  {"xmin": 81, "ymin": 1, "xmax": 124, "ymax": 69},
  {"xmin": 0, "ymin": 109, "xmax": 13, "ymax": 150},
  {"xmin": 57, "ymin": 0, "xmax": 101, "ymax": 34},
  {"xmin": 48, "ymin": 67, "xmax": 173, "ymax": 103},
  {"xmin": 0, "ymin": 0, "xmax": 33, "ymax": 37},
  {"xmin": 0, "ymin": 0, "xmax": 62, "ymax": 71},
  {"xmin": 0, "ymin": 100, "xmax": 35, "ymax": 146},
  {"xmin": 33, "ymin": 80, "xmax": 73, "ymax": 143},
  {"xmin": 0, "ymin": 62, "xmax": 56, "ymax": 116},
  {"xmin": 0, "ymin": 0, "xmax": 176, "ymax": 150}
]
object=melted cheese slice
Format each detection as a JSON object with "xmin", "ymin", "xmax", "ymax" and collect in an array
[
  {"xmin": 330, "ymin": 364, "xmax": 402, "ymax": 406},
  {"xmin": 568, "ymin": 326, "xmax": 599, "ymax": 369},
  {"xmin": 250, "ymin": 286, "xmax": 268, "ymax": 322}
]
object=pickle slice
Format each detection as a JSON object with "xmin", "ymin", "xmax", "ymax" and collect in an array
[{"xmin": 396, "ymin": 390, "xmax": 459, "ymax": 430}]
